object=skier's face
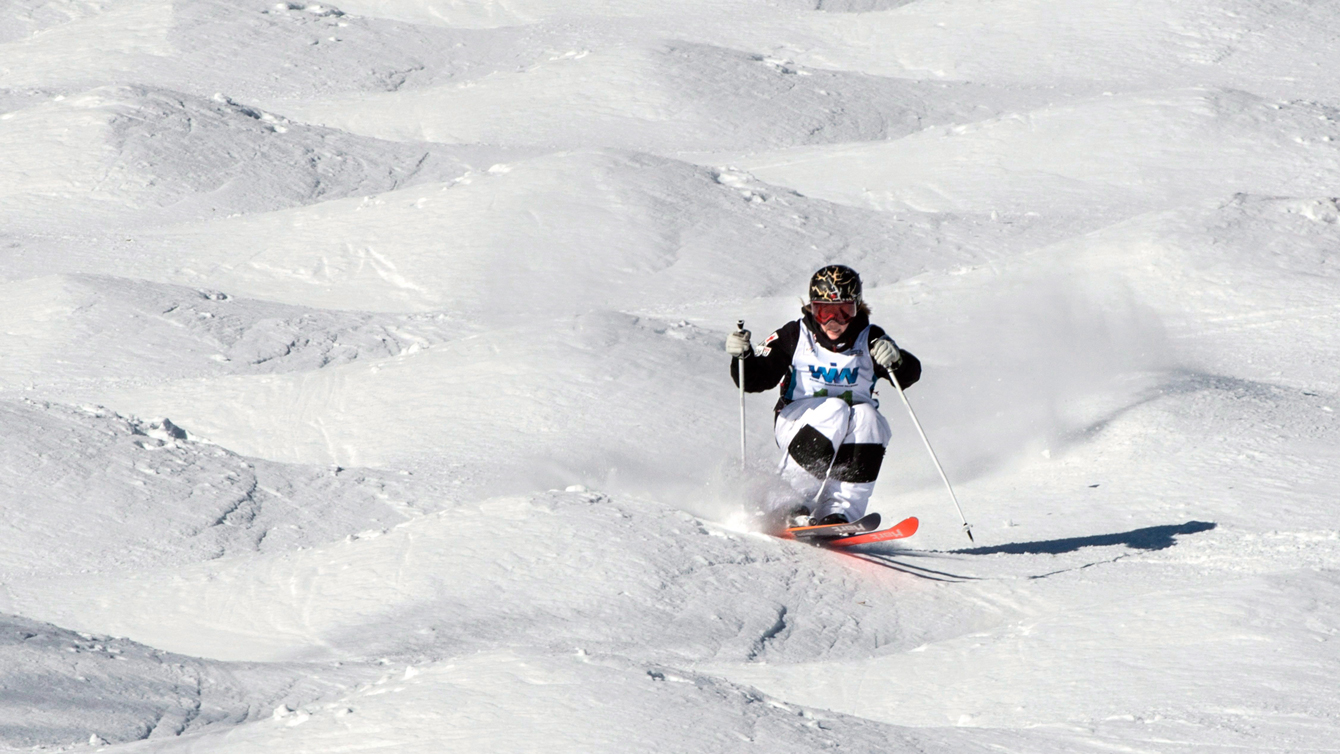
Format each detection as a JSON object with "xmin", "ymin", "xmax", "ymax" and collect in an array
[
  {"xmin": 811, "ymin": 300, "xmax": 856, "ymax": 340},
  {"xmin": 820, "ymin": 318, "xmax": 849, "ymax": 340}
]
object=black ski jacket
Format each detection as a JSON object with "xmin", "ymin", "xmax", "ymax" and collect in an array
[{"xmin": 729, "ymin": 312, "xmax": 921, "ymax": 413}]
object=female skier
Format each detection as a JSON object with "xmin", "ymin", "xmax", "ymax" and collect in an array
[{"xmin": 727, "ymin": 265, "xmax": 920, "ymax": 528}]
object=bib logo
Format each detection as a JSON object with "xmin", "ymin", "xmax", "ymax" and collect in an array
[{"xmin": 808, "ymin": 364, "xmax": 859, "ymax": 384}]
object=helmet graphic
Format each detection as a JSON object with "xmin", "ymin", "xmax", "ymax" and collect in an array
[{"xmin": 808, "ymin": 265, "xmax": 862, "ymax": 303}]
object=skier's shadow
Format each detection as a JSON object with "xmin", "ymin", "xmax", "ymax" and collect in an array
[
  {"xmin": 951, "ymin": 520, "xmax": 1217, "ymax": 555},
  {"xmin": 843, "ymin": 521, "xmax": 1217, "ymax": 582}
]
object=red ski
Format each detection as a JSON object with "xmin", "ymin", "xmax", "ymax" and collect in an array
[{"xmin": 823, "ymin": 516, "xmax": 919, "ymax": 547}]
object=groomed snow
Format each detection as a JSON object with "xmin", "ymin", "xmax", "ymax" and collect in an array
[{"xmin": 2, "ymin": 0, "xmax": 1339, "ymax": 751}]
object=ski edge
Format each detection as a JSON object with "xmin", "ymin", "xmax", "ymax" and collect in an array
[{"xmin": 779, "ymin": 512, "xmax": 881, "ymax": 540}]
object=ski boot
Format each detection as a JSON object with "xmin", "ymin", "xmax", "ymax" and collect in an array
[{"xmin": 785, "ymin": 506, "xmax": 814, "ymax": 529}]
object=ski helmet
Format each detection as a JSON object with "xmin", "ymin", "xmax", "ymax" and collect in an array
[{"xmin": 808, "ymin": 265, "xmax": 862, "ymax": 303}]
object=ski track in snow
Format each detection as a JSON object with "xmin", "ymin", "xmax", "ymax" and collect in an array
[{"xmin": 2, "ymin": 0, "xmax": 1340, "ymax": 750}]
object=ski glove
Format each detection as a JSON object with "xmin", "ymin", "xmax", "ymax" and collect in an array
[
  {"xmin": 870, "ymin": 336, "xmax": 902, "ymax": 370},
  {"xmin": 726, "ymin": 330, "xmax": 753, "ymax": 358}
]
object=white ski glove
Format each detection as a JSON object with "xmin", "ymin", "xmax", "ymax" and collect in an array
[
  {"xmin": 726, "ymin": 329, "xmax": 753, "ymax": 358},
  {"xmin": 870, "ymin": 336, "xmax": 902, "ymax": 370}
]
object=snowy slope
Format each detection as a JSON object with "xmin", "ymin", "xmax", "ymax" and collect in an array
[
  {"xmin": 0, "ymin": 274, "xmax": 467, "ymax": 391},
  {"xmin": 264, "ymin": 41, "xmax": 1054, "ymax": 154},
  {"xmin": 0, "ymin": 399, "xmax": 418, "ymax": 580},
  {"xmin": 0, "ymin": 611, "xmax": 383, "ymax": 750},
  {"xmin": 3, "ymin": 0, "xmax": 1340, "ymax": 750},
  {"xmin": 5, "ymin": 150, "xmax": 1037, "ymax": 310},
  {"xmin": 714, "ymin": 89, "xmax": 1340, "ymax": 219},
  {"xmin": 0, "ymin": 85, "xmax": 511, "ymax": 231}
]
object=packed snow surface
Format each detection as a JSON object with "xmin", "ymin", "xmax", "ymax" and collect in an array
[{"xmin": 2, "ymin": 0, "xmax": 1339, "ymax": 751}]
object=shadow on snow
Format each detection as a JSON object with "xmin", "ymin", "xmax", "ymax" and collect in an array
[
  {"xmin": 835, "ymin": 521, "xmax": 1217, "ymax": 582},
  {"xmin": 948, "ymin": 520, "xmax": 1217, "ymax": 556}
]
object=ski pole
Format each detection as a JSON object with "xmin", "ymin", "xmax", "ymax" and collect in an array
[
  {"xmin": 887, "ymin": 371, "xmax": 975, "ymax": 542},
  {"xmin": 736, "ymin": 320, "xmax": 747, "ymax": 471}
]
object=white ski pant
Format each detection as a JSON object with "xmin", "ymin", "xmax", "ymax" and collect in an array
[{"xmin": 773, "ymin": 397, "xmax": 892, "ymax": 521}]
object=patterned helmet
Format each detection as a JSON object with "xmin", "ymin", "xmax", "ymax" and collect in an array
[{"xmin": 808, "ymin": 265, "xmax": 862, "ymax": 303}]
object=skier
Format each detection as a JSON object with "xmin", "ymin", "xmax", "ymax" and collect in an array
[{"xmin": 727, "ymin": 265, "xmax": 920, "ymax": 528}]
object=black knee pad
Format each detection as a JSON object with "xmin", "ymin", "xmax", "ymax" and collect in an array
[
  {"xmin": 788, "ymin": 425, "xmax": 836, "ymax": 478},
  {"xmin": 832, "ymin": 443, "xmax": 885, "ymax": 483}
]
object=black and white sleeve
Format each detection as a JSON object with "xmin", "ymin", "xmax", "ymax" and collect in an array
[
  {"xmin": 730, "ymin": 321, "xmax": 799, "ymax": 393},
  {"xmin": 868, "ymin": 325, "xmax": 921, "ymax": 390}
]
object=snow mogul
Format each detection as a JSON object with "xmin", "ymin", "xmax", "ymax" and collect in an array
[{"xmin": 727, "ymin": 265, "xmax": 920, "ymax": 528}]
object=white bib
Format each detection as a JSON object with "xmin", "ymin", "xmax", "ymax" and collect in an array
[{"xmin": 785, "ymin": 322, "xmax": 876, "ymax": 406}]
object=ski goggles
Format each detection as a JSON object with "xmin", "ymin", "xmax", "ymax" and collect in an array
[{"xmin": 810, "ymin": 301, "xmax": 857, "ymax": 324}]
